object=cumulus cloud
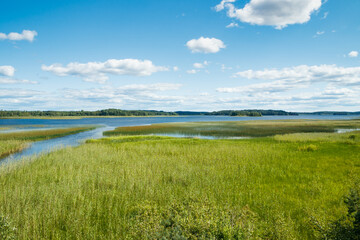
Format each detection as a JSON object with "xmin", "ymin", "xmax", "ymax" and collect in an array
[
  {"xmin": 216, "ymin": 64, "xmax": 360, "ymax": 110},
  {"xmin": 349, "ymin": 51, "xmax": 359, "ymax": 58},
  {"xmin": 186, "ymin": 37, "xmax": 226, "ymax": 53},
  {"xmin": 0, "ymin": 65, "xmax": 37, "ymax": 84},
  {"xmin": 42, "ymin": 59, "xmax": 169, "ymax": 83},
  {"xmin": 215, "ymin": 0, "xmax": 322, "ymax": 29},
  {"xmin": 0, "ymin": 66, "xmax": 15, "ymax": 77},
  {"xmin": 233, "ymin": 64, "xmax": 360, "ymax": 86},
  {"xmin": 0, "ymin": 30, "xmax": 38, "ymax": 42}
]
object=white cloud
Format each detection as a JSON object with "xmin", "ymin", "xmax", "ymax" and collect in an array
[
  {"xmin": 0, "ymin": 30, "xmax": 38, "ymax": 42},
  {"xmin": 217, "ymin": 80, "xmax": 305, "ymax": 94},
  {"xmin": 186, "ymin": 37, "xmax": 226, "ymax": 53},
  {"xmin": 116, "ymin": 83, "xmax": 182, "ymax": 92},
  {"xmin": 61, "ymin": 83, "xmax": 184, "ymax": 109},
  {"xmin": 233, "ymin": 64, "xmax": 360, "ymax": 86},
  {"xmin": 0, "ymin": 65, "xmax": 36, "ymax": 84},
  {"xmin": 0, "ymin": 78, "xmax": 37, "ymax": 84},
  {"xmin": 42, "ymin": 59, "xmax": 169, "ymax": 83},
  {"xmin": 226, "ymin": 22, "xmax": 239, "ymax": 28},
  {"xmin": 322, "ymin": 12, "xmax": 329, "ymax": 19},
  {"xmin": 173, "ymin": 66, "xmax": 179, "ymax": 71},
  {"xmin": 0, "ymin": 66, "xmax": 15, "ymax": 77},
  {"xmin": 215, "ymin": 0, "xmax": 322, "ymax": 29},
  {"xmin": 187, "ymin": 69, "xmax": 198, "ymax": 74},
  {"xmin": 349, "ymin": 51, "xmax": 359, "ymax": 58},
  {"xmin": 215, "ymin": 0, "xmax": 236, "ymax": 11},
  {"xmin": 316, "ymin": 31, "xmax": 325, "ymax": 35},
  {"xmin": 193, "ymin": 61, "xmax": 209, "ymax": 69}
]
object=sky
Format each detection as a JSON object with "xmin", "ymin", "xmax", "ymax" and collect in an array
[{"xmin": 1, "ymin": 0, "xmax": 360, "ymax": 112}]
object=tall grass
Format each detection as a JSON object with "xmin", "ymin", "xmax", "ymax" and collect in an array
[
  {"xmin": 0, "ymin": 140, "xmax": 28, "ymax": 159},
  {"xmin": 0, "ymin": 132, "xmax": 359, "ymax": 239},
  {"xmin": 105, "ymin": 119, "xmax": 360, "ymax": 137}
]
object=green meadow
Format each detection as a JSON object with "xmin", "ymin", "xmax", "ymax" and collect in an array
[
  {"xmin": 0, "ymin": 127, "xmax": 95, "ymax": 159},
  {"xmin": 0, "ymin": 120, "xmax": 359, "ymax": 239}
]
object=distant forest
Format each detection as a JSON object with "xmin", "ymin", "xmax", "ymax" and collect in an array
[
  {"xmin": 0, "ymin": 109, "xmax": 177, "ymax": 117},
  {"xmin": 1, "ymin": 109, "xmax": 359, "ymax": 118}
]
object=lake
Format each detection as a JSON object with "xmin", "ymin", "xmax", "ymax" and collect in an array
[{"xmin": 1, "ymin": 114, "xmax": 359, "ymax": 164}]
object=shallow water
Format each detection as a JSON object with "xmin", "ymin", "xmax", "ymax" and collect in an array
[
  {"xmin": 0, "ymin": 126, "xmax": 114, "ymax": 164},
  {"xmin": 336, "ymin": 128, "xmax": 360, "ymax": 133},
  {"xmin": 1, "ymin": 115, "xmax": 360, "ymax": 164}
]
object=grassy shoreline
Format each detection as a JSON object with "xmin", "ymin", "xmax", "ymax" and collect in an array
[
  {"xmin": 0, "ymin": 140, "xmax": 29, "ymax": 159},
  {"xmin": 0, "ymin": 126, "xmax": 96, "ymax": 160}
]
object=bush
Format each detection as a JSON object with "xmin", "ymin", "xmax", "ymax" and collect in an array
[{"xmin": 349, "ymin": 135, "xmax": 356, "ymax": 140}]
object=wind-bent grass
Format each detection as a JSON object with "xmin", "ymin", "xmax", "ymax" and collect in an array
[
  {"xmin": 0, "ymin": 126, "xmax": 96, "ymax": 159},
  {"xmin": 104, "ymin": 119, "xmax": 360, "ymax": 137},
  {"xmin": 0, "ymin": 131, "xmax": 359, "ymax": 239}
]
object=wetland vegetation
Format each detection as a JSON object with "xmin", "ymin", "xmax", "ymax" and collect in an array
[
  {"xmin": 0, "ymin": 120, "xmax": 359, "ymax": 239},
  {"xmin": 105, "ymin": 119, "xmax": 360, "ymax": 137},
  {"xmin": 0, "ymin": 127, "xmax": 96, "ymax": 160}
]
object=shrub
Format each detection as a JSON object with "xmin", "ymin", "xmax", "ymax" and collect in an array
[{"xmin": 349, "ymin": 135, "xmax": 356, "ymax": 140}]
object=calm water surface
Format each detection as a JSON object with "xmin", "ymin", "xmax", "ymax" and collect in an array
[{"xmin": 1, "ymin": 115, "xmax": 359, "ymax": 164}]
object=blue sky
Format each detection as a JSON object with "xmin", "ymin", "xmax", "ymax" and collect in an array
[{"xmin": 1, "ymin": 0, "xmax": 360, "ymax": 111}]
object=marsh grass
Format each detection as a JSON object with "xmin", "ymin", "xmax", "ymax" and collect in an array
[
  {"xmin": 0, "ymin": 132, "xmax": 359, "ymax": 239},
  {"xmin": 0, "ymin": 126, "xmax": 96, "ymax": 160},
  {"xmin": 0, "ymin": 126, "xmax": 96, "ymax": 141},
  {"xmin": 105, "ymin": 119, "xmax": 360, "ymax": 137},
  {"xmin": 0, "ymin": 141, "xmax": 28, "ymax": 159}
]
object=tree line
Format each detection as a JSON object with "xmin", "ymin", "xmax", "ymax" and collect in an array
[{"xmin": 0, "ymin": 109, "xmax": 299, "ymax": 117}]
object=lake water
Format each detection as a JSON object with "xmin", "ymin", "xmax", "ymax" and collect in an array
[{"xmin": 1, "ymin": 115, "xmax": 359, "ymax": 164}]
